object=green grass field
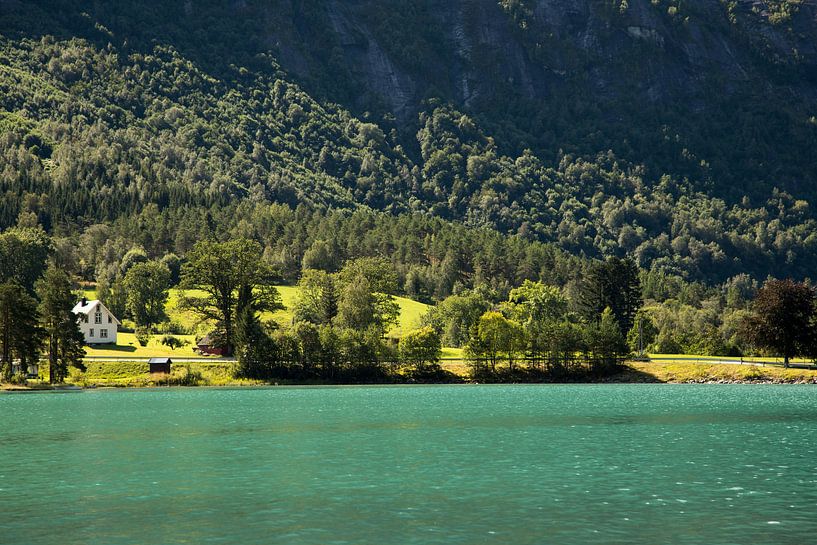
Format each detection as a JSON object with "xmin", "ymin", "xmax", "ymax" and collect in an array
[{"xmin": 81, "ymin": 285, "xmax": 431, "ymax": 358}]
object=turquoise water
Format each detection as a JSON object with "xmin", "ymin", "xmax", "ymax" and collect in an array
[{"xmin": 1, "ymin": 385, "xmax": 816, "ymax": 544}]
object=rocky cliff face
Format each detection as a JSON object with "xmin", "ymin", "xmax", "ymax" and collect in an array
[{"xmin": 261, "ymin": 0, "xmax": 817, "ymax": 121}]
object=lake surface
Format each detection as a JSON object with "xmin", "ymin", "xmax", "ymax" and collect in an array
[{"xmin": 2, "ymin": 385, "xmax": 816, "ymax": 544}]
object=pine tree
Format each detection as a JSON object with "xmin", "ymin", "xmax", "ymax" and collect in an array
[
  {"xmin": 0, "ymin": 282, "xmax": 42, "ymax": 380},
  {"xmin": 36, "ymin": 267, "xmax": 85, "ymax": 383},
  {"xmin": 579, "ymin": 257, "xmax": 641, "ymax": 335}
]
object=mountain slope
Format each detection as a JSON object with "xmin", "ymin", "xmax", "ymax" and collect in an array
[{"xmin": 1, "ymin": 0, "xmax": 816, "ymax": 282}]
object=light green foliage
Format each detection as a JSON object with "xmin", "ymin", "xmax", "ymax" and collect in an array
[
  {"xmin": 467, "ymin": 311, "xmax": 525, "ymax": 372},
  {"xmin": 135, "ymin": 327, "xmax": 151, "ymax": 347},
  {"xmin": 159, "ymin": 335, "xmax": 188, "ymax": 351},
  {"xmin": 123, "ymin": 260, "xmax": 171, "ymax": 329},
  {"xmin": 293, "ymin": 269, "xmax": 337, "ymax": 325},
  {"xmin": 503, "ymin": 280, "xmax": 572, "ymax": 364},
  {"xmin": 337, "ymin": 257, "xmax": 399, "ymax": 295},
  {"xmin": 398, "ymin": 326, "xmax": 442, "ymax": 370},
  {"xmin": 626, "ymin": 310, "xmax": 658, "ymax": 355},
  {"xmin": 584, "ymin": 307, "xmax": 629, "ymax": 371},
  {"xmin": 301, "ymin": 239, "xmax": 342, "ymax": 273},
  {"xmin": 423, "ymin": 289, "xmax": 491, "ymax": 347}
]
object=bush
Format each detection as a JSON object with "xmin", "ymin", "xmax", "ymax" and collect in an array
[
  {"xmin": 165, "ymin": 365, "xmax": 205, "ymax": 386},
  {"xmin": 135, "ymin": 327, "xmax": 151, "ymax": 347},
  {"xmin": 160, "ymin": 335, "xmax": 189, "ymax": 350},
  {"xmin": 158, "ymin": 321, "xmax": 190, "ymax": 335}
]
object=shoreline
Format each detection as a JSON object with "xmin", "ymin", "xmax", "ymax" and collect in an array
[{"xmin": 4, "ymin": 361, "xmax": 817, "ymax": 391}]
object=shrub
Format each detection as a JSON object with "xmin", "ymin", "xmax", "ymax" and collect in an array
[{"xmin": 135, "ymin": 327, "xmax": 151, "ymax": 347}]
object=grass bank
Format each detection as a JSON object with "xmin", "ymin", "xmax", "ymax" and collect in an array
[
  {"xmin": 5, "ymin": 360, "xmax": 817, "ymax": 390},
  {"xmin": 620, "ymin": 362, "xmax": 817, "ymax": 384}
]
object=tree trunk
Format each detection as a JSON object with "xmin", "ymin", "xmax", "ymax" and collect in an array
[
  {"xmin": 784, "ymin": 354, "xmax": 790, "ymax": 368},
  {"xmin": 1, "ymin": 314, "xmax": 10, "ymax": 381},
  {"xmin": 49, "ymin": 333, "xmax": 58, "ymax": 383}
]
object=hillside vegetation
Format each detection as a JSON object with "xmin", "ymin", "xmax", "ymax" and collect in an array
[{"xmin": 1, "ymin": 0, "xmax": 816, "ymax": 282}]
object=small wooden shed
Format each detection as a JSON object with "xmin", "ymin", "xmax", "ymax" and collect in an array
[
  {"xmin": 196, "ymin": 333, "xmax": 225, "ymax": 356},
  {"xmin": 148, "ymin": 357, "xmax": 172, "ymax": 374}
]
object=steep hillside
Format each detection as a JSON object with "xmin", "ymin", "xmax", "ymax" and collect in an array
[{"xmin": 1, "ymin": 0, "xmax": 816, "ymax": 282}]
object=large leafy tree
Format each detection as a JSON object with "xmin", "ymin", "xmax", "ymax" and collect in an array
[
  {"xmin": 743, "ymin": 279, "xmax": 817, "ymax": 366},
  {"xmin": 123, "ymin": 260, "xmax": 171, "ymax": 329},
  {"xmin": 423, "ymin": 289, "xmax": 491, "ymax": 347},
  {"xmin": 0, "ymin": 227, "xmax": 51, "ymax": 293},
  {"xmin": 36, "ymin": 267, "xmax": 86, "ymax": 383},
  {"xmin": 334, "ymin": 274, "xmax": 399, "ymax": 336},
  {"xmin": 467, "ymin": 311, "xmax": 525, "ymax": 372},
  {"xmin": 181, "ymin": 239, "xmax": 281, "ymax": 356},
  {"xmin": 504, "ymin": 280, "xmax": 570, "ymax": 365},
  {"xmin": 398, "ymin": 326, "xmax": 442, "ymax": 371},
  {"xmin": 293, "ymin": 269, "xmax": 338, "ymax": 325}
]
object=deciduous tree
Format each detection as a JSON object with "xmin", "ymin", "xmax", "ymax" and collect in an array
[
  {"xmin": 743, "ymin": 278, "xmax": 816, "ymax": 366},
  {"xmin": 123, "ymin": 260, "xmax": 171, "ymax": 329},
  {"xmin": 181, "ymin": 239, "xmax": 281, "ymax": 356}
]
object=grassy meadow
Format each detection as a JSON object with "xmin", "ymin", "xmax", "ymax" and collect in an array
[{"xmin": 80, "ymin": 285, "xmax": 430, "ymax": 358}]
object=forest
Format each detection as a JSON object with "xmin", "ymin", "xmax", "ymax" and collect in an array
[{"xmin": 1, "ymin": 1, "xmax": 817, "ymax": 382}]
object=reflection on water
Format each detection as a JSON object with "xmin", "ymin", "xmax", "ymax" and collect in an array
[{"xmin": 1, "ymin": 384, "xmax": 816, "ymax": 545}]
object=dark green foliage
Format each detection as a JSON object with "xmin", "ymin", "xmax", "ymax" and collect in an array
[
  {"xmin": 0, "ymin": 282, "xmax": 42, "ymax": 380},
  {"xmin": 0, "ymin": 4, "xmax": 816, "ymax": 284},
  {"xmin": 1, "ymin": 1, "xmax": 816, "ymax": 379},
  {"xmin": 0, "ymin": 228, "xmax": 51, "ymax": 293},
  {"xmin": 579, "ymin": 257, "xmax": 641, "ymax": 335},
  {"xmin": 35, "ymin": 267, "xmax": 85, "ymax": 383},
  {"xmin": 159, "ymin": 253, "xmax": 182, "ymax": 286},
  {"xmin": 743, "ymin": 278, "xmax": 817, "ymax": 365},
  {"xmin": 181, "ymin": 238, "xmax": 281, "ymax": 356}
]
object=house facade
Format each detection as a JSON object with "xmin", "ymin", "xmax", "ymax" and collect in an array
[{"xmin": 72, "ymin": 298, "xmax": 120, "ymax": 344}]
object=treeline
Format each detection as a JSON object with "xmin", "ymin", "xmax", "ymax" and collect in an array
[
  {"xmin": 7, "ymin": 198, "xmax": 791, "ymax": 361},
  {"xmin": 2, "ymin": 224, "xmax": 815, "ymax": 386}
]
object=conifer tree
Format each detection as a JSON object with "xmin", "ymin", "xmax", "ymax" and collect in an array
[{"xmin": 36, "ymin": 267, "xmax": 85, "ymax": 383}]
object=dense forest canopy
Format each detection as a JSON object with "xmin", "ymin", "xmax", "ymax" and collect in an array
[{"xmin": 1, "ymin": 0, "xmax": 815, "ymax": 285}]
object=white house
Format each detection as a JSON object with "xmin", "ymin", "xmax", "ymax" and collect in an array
[{"xmin": 72, "ymin": 298, "xmax": 120, "ymax": 344}]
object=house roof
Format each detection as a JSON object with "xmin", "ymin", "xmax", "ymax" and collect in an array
[
  {"xmin": 72, "ymin": 299, "xmax": 98, "ymax": 314},
  {"xmin": 197, "ymin": 333, "xmax": 217, "ymax": 346},
  {"xmin": 148, "ymin": 357, "xmax": 172, "ymax": 364},
  {"xmin": 72, "ymin": 299, "xmax": 122, "ymax": 325}
]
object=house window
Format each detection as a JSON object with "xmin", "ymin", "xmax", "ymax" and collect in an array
[
  {"xmin": 83, "ymin": 314, "xmax": 88, "ymax": 323},
  {"xmin": 100, "ymin": 329, "xmax": 108, "ymax": 339},
  {"xmin": 90, "ymin": 328, "xmax": 95, "ymax": 337},
  {"xmin": 108, "ymin": 315, "xmax": 112, "ymax": 324},
  {"xmin": 94, "ymin": 311, "xmax": 102, "ymax": 324}
]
